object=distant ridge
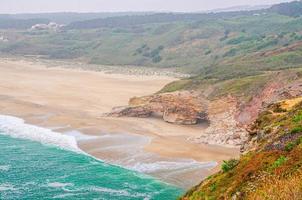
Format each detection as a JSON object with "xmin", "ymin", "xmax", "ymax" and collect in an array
[
  {"xmin": 208, "ymin": 4, "xmax": 272, "ymax": 13},
  {"xmin": 269, "ymin": 0, "xmax": 302, "ymax": 17},
  {"xmin": 0, "ymin": 12, "xmax": 154, "ymax": 24}
]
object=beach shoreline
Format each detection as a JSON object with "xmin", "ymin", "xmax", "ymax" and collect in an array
[{"xmin": 0, "ymin": 58, "xmax": 239, "ymax": 188}]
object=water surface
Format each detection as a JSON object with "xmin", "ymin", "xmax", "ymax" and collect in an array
[{"xmin": 0, "ymin": 134, "xmax": 183, "ymax": 199}]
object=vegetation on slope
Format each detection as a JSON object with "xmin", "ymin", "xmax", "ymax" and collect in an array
[
  {"xmin": 0, "ymin": 1, "xmax": 302, "ymax": 76},
  {"xmin": 0, "ymin": 12, "xmax": 152, "ymax": 24},
  {"xmin": 270, "ymin": 0, "xmax": 302, "ymax": 17},
  {"xmin": 182, "ymin": 97, "xmax": 302, "ymax": 200},
  {"xmin": 0, "ymin": 18, "xmax": 50, "ymax": 29}
]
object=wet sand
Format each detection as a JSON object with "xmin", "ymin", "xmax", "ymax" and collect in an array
[{"xmin": 0, "ymin": 58, "xmax": 239, "ymax": 188}]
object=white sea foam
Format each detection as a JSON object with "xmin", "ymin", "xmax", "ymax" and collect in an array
[
  {"xmin": 0, "ymin": 115, "xmax": 81, "ymax": 153},
  {"xmin": 0, "ymin": 114, "xmax": 217, "ymax": 188},
  {"xmin": 0, "ymin": 165, "xmax": 10, "ymax": 171},
  {"xmin": 53, "ymin": 193, "xmax": 83, "ymax": 199},
  {"xmin": 47, "ymin": 182, "xmax": 74, "ymax": 188},
  {"xmin": 91, "ymin": 186, "xmax": 151, "ymax": 199},
  {"xmin": 0, "ymin": 183, "xmax": 16, "ymax": 191},
  {"xmin": 92, "ymin": 187, "xmax": 130, "ymax": 196}
]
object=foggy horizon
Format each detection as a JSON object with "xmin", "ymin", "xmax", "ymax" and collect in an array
[{"xmin": 0, "ymin": 0, "xmax": 295, "ymax": 14}]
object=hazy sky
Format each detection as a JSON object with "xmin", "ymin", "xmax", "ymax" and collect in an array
[{"xmin": 1, "ymin": 0, "xmax": 294, "ymax": 14}]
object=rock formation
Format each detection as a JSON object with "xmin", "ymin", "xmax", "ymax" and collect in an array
[
  {"xmin": 107, "ymin": 91, "xmax": 208, "ymax": 125},
  {"xmin": 190, "ymin": 96, "xmax": 248, "ymax": 147},
  {"xmin": 107, "ymin": 71, "xmax": 302, "ymax": 147}
]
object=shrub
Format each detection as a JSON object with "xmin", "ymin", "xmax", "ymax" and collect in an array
[
  {"xmin": 271, "ymin": 156, "xmax": 287, "ymax": 170},
  {"xmin": 227, "ymin": 36, "xmax": 246, "ymax": 45},
  {"xmin": 152, "ymin": 55, "xmax": 162, "ymax": 63},
  {"xmin": 221, "ymin": 159, "xmax": 239, "ymax": 172},
  {"xmin": 293, "ymin": 114, "xmax": 302, "ymax": 123},
  {"xmin": 285, "ymin": 142, "xmax": 295, "ymax": 152},
  {"xmin": 285, "ymin": 137, "xmax": 302, "ymax": 151},
  {"xmin": 223, "ymin": 48, "xmax": 237, "ymax": 57},
  {"xmin": 256, "ymin": 39, "xmax": 278, "ymax": 50},
  {"xmin": 295, "ymin": 136, "xmax": 302, "ymax": 145},
  {"xmin": 158, "ymin": 45, "xmax": 164, "ymax": 50},
  {"xmin": 210, "ymin": 183, "xmax": 217, "ymax": 192},
  {"xmin": 205, "ymin": 49, "xmax": 212, "ymax": 55},
  {"xmin": 290, "ymin": 126, "xmax": 302, "ymax": 134}
]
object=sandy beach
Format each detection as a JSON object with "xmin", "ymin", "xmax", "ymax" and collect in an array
[{"xmin": 0, "ymin": 58, "xmax": 239, "ymax": 188}]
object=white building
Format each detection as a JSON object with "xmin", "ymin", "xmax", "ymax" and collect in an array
[
  {"xmin": 30, "ymin": 22, "xmax": 64, "ymax": 31},
  {"xmin": 0, "ymin": 36, "xmax": 8, "ymax": 42}
]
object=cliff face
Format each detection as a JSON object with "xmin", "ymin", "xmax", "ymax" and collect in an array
[
  {"xmin": 108, "ymin": 70, "xmax": 302, "ymax": 148},
  {"xmin": 195, "ymin": 71, "xmax": 302, "ymax": 147},
  {"xmin": 191, "ymin": 96, "xmax": 248, "ymax": 147},
  {"xmin": 182, "ymin": 97, "xmax": 302, "ymax": 200}
]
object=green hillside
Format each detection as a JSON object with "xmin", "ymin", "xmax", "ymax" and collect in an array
[{"xmin": 0, "ymin": 1, "xmax": 302, "ymax": 76}]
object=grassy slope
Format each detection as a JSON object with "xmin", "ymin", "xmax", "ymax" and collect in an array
[
  {"xmin": 183, "ymin": 98, "xmax": 302, "ymax": 200},
  {"xmin": 1, "ymin": 11, "xmax": 302, "ymax": 75},
  {"xmin": 161, "ymin": 67, "xmax": 302, "ymax": 104}
]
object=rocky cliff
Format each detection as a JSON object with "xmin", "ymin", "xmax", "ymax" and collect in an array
[
  {"xmin": 108, "ymin": 70, "xmax": 302, "ymax": 147},
  {"xmin": 182, "ymin": 97, "xmax": 302, "ymax": 200}
]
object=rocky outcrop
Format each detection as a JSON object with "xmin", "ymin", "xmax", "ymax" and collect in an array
[
  {"xmin": 190, "ymin": 96, "xmax": 248, "ymax": 147},
  {"xmin": 107, "ymin": 71, "xmax": 302, "ymax": 147},
  {"xmin": 107, "ymin": 91, "xmax": 208, "ymax": 125},
  {"xmin": 163, "ymin": 106, "xmax": 207, "ymax": 125},
  {"xmin": 242, "ymin": 96, "xmax": 302, "ymax": 152},
  {"xmin": 108, "ymin": 106, "xmax": 152, "ymax": 118},
  {"xmin": 236, "ymin": 75, "xmax": 302, "ymax": 127},
  {"xmin": 189, "ymin": 72, "xmax": 302, "ymax": 147}
]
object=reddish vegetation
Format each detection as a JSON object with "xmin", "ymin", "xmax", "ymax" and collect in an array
[{"xmin": 259, "ymin": 41, "xmax": 302, "ymax": 57}]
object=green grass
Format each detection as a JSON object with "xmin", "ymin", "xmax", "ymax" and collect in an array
[
  {"xmin": 270, "ymin": 155, "xmax": 288, "ymax": 171},
  {"xmin": 1, "ymin": 12, "xmax": 302, "ymax": 77},
  {"xmin": 159, "ymin": 79, "xmax": 192, "ymax": 93},
  {"xmin": 293, "ymin": 113, "xmax": 302, "ymax": 123},
  {"xmin": 208, "ymin": 74, "xmax": 270, "ymax": 100},
  {"xmin": 221, "ymin": 159, "xmax": 239, "ymax": 173}
]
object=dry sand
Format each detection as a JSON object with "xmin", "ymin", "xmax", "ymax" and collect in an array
[{"xmin": 0, "ymin": 58, "xmax": 239, "ymax": 188}]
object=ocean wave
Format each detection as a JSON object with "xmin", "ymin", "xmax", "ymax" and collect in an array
[
  {"xmin": 0, "ymin": 183, "xmax": 16, "ymax": 191},
  {"xmin": 0, "ymin": 115, "xmax": 81, "ymax": 153},
  {"xmin": 47, "ymin": 182, "xmax": 74, "ymax": 188},
  {"xmin": 0, "ymin": 165, "xmax": 10, "ymax": 171},
  {"xmin": 0, "ymin": 114, "xmax": 216, "ymax": 189},
  {"xmin": 91, "ymin": 186, "xmax": 151, "ymax": 199},
  {"xmin": 52, "ymin": 193, "xmax": 85, "ymax": 199}
]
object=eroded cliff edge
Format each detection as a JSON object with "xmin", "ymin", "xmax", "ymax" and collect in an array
[{"xmin": 107, "ymin": 70, "xmax": 302, "ymax": 148}]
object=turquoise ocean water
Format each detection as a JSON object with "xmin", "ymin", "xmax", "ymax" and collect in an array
[{"xmin": 0, "ymin": 129, "xmax": 183, "ymax": 200}]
